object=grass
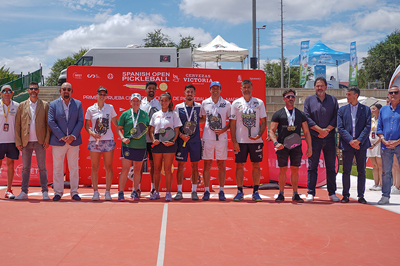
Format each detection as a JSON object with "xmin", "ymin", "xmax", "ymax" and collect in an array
[{"xmin": 338, "ymin": 165, "xmax": 374, "ymax": 180}]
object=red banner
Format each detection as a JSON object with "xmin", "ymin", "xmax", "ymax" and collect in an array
[{"xmin": 69, "ymin": 66, "xmax": 269, "ymax": 191}]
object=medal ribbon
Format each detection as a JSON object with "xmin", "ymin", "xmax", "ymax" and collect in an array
[
  {"xmin": 184, "ymin": 104, "xmax": 194, "ymax": 124},
  {"xmin": 284, "ymin": 107, "xmax": 295, "ymax": 127},
  {"xmin": 131, "ymin": 108, "xmax": 140, "ymax": 129},
  {"xmin": 2, "ymin": 101, "xmax": 11, "ymax": 123},
  {"xmin": 211, "ymin": 97, "xmax": 222, "ymax": 117}
]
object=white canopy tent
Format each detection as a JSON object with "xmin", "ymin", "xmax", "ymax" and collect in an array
[{"xmin": 193, "ymin": 35, "xmax": 248, "ymax": 68}]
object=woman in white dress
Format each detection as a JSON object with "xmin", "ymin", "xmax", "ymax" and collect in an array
[{"xmin": 367, "ymin": 103, "xmax": 382, "ymax": 191}]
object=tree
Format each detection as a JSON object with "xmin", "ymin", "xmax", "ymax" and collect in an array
[
  {"xmin": 143, "ymin": 29, "xmax": 200, "ymax": 49},
  {"xmin": 360, "ymin": 30, "xmax": 400, "ymax": 88},
  {"xmin": 263, "ymin": 58, "xmax": 312, "ymax": 88},
  {"xmin": 0, "ymin": 65, "xmax": 18, "ymax": 85},
  {"xmin": 45, "ymin": 48, "xmax": 88, "ymax": 86},
  {"xmin": 143, "ymin": 29, "xmax": 175, "ymax": 47}
]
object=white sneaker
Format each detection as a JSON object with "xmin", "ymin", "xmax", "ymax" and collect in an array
[
  {"xmin": 369, "ymin": 185, "xmax": 382, "ymax": 191},
  {"xmin": 15, "ymin": 192, "xmax": 28, "ymax": 200},
  {"xmin": 104, "ymin": 191, "xmax": 112, "ymax": 201},
  {"xmin": 391, "ymin": 186, "xmax": 400, "ymax": 194},
  {"xmin": 306, "ymin": 194, "xmax": 314, "ymax": 201},
  {"xmin": 42, "ymin": 192, "xmax": 50, "ymax": 200},
  {"xmin": 378, "ymin": 196, "xmax": 390, "ymax": 205},
  {"xmin": 329, "ymin": 194, "xmax": 340, "ymax": 202},
  {"xmin": 92, "ymin": 191, "xmax": 100, "ymax": 201}
]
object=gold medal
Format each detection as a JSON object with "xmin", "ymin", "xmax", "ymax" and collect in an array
[
  {"xmin": 131, "ymin": 128, "xmax": 137, "ymax": 135},
  {"xmin": 186, "ymin": 121, "xmax": 191, "ymax": 127},
  {"xmin": 211, "ymin": 116, "xmax": 218, "ymax": 122},
  {"xmin": 98, "ymin": 122, "xmax": 103, "ymax": 128},
  {"xmin": 159, "ymin": 128, "xmax": 166, "ymax": 134}
]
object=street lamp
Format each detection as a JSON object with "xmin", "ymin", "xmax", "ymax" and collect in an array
[{"xmin": 257, "ymin": 25, "xmax": 266, "ymax": 70}]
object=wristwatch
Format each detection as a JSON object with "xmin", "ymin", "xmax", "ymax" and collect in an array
[{"xmin": 274, "ymin": 141, "xmax": 278, "ymax": 146}]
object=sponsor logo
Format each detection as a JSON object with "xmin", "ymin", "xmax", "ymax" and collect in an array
[
  {"xmin": 173, "ymin": 74, "xmax": 180, "ymax": 82},
  {"xmin": 213, "ymin": 44, "xmax": 227, "ymax": 49},
  {"xmin": 159, "ymin": 83, "xmax": 168, "ymax": 91},
  {"xmin": 73, "ymin": 72, "xmax": 82, "ymax": 79},
  {"xmin": 237, "ymin": 75, "xmax": 242, "ymax": 83},
  {"xmin": 87, "ymin": 74, "xmax": 100, "ymax": 79},
  {"xmin": 107, "ymin": 73, "xmax": 114, "ymax": 79},
  {"xmin": 122, "ymin": 71, "xmax": 170, "ymax": 82}
]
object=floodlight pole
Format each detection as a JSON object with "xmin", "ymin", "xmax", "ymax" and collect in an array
[
  {"xmin": 280, "ymin": 0, "xmax": 284, "ymax": 88},
  {"xmin": 257, "ymin": 25, "xmax": 266, "ymax": 70},
  {"xmin": 251, "ymin": 0, "xmax": 257, "ymax": 69}
]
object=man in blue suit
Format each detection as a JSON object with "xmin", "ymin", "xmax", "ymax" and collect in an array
[
  {"xmin": 337, "ymin": 87, "xmax": 371, "ymax": 204},
  {"xmin": 48, "ymin": 82, "xmax": 84, "ymax": 201}
]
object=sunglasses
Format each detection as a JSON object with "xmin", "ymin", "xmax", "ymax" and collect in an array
[
  {"xmin": 2, "ymin": 90, "xmax": 12, "ymax": 94},
  {"xmin": 29, "ymin": 87, "xmax": 39, "ymax": 91},
  {"xmin": 62, "ymin": 88, "xmax": 72, "ymax": 91},
  {"xmin": 285, "ymin": 95, "xmax": 295, "ymax": 99},
  {"xmin": 98, "ymin": 93, "xmax": 107, "ymax": 97},
  {"xmin": 389, "ymin": 91, "xmax": 399, "ymax": 95}
]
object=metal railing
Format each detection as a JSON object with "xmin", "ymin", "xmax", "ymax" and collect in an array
[{"xmin": 1, "ymin": 68, "xmax": 42, "ymax": 96}]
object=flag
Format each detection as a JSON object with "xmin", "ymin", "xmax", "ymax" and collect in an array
[
  {"xmin": 299, "ymin": 41, "xmax": 309, "ymax": 86},
  {"xmin": 349, "ymin": 41, "xmax": 357, "ymax": 86}
]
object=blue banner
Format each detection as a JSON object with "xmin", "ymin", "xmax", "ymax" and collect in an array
[{"xmin": 314, "ymin": 65, "xmax": 326, "ymax": 80}]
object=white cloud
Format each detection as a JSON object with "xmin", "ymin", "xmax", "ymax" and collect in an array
[
  {"xmin": 60, "ymin": 0, "xmax": 113, "ymax": 11},
  {"xmin": 47, "ymin": 12, "xmax": 212, "ymax": 58},
  {"xmin": 179, "ymin": 0, "xmax": 377, "ymax": 24},
  {"xmin": 0, "ymin": 56, "xmax": 43, "ymax": 76},
  {"xmin": 355, "ymin": 8, "xmax": 400, "ymax": 31}
]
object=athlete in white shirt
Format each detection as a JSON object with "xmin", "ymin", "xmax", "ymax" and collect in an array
[
  {"xmin": 84, "ymin": 86, "xmax": 118, "ymax": 201},
  {"xmin": 0, "ymin": 85, "xmax": 19, "ymax": 199},
  {"xmin": 200, "ymin": 81, "xmax": 231, "ymax": 201},
  {"xmin": 230, "ymin": 80, "xmax": 267, "ymax": 202},
  {"xmin": 140, "ymin": 81, "xmax": 162, "ymax": 196}
]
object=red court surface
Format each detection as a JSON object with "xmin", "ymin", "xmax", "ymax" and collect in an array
[{"xmin": 1, "ymin": 186, "xmax": 400, "ymax": 266}]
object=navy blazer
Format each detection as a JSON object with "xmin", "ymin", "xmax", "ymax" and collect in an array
[
  {"xmin": 337, "ymin": 103, "xmax": 371, "ymax": 151},
  {"xmin": 48, "ymin": 97, "xmax": 84, "ymax": 146}
]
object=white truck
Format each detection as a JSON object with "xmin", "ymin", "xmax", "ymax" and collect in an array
[{"xmin": 57, "ymin": 47, "xmax": 192, "ymax": 84}]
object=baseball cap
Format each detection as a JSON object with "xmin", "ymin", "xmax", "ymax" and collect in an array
[
  {"xmin": 130, "ymin": 93, "xmax": 141, "ymax": 101},
  {"xmin": 97, "ymin": 87, "xmax": 107, "ymax": 94},
  {"xmin": 1, "ymin": 85, "xmax": 13, "ymax": 93},
  {"xmin": 210, "ymin": 81, "xmax": 221, "ymax": 89}
]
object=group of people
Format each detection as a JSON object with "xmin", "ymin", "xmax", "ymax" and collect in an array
[{"xmin": 1, "ymin": 77, "xmax": 399, "ymax": 205}]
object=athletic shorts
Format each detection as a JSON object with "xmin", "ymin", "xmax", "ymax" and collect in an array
[
  {"xmin": 0, "ymin": 143, "xmax": 19, "ymax": 160},
  {"xmin": 176, "ymin": 139, "xmax": 201, "ymax": 162},
  {"xmin": 146, "ymin": 143, "xmax": 154, "ymax": 160},
  {"xmin": 234, "ymin": 143, "xmax": 263, "ymax": 163},
  {"xmin": 121, "ymin": 146, "xmax": 146, "ymax": 162},
  {"xmin": 202, "ymin": 139, "xmax": 228, "ymax": 160},
  {"xmin": 88, "ymin": 140, "xmax": 115, "ymax": 153},
  {"xmin": 276, "ymin": 146, "xmax": 303, "ymax": 167},
  {"xmin": 152, "ymin": 142, "xmax": 178, "ymax": 154}
]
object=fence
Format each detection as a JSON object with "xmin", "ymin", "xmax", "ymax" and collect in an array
[{"xmin": 1, "ymin": 68, "xmax": 42, "ymax": 95}]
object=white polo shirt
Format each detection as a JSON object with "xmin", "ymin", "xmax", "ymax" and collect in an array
[
  {"xmin": 0, "ymin": 99, "xmax": 19, "ymax": 144},
  {"xmin": 140, "ymin": 97, "xmax": 162, "ymax": 143},
  {"xmin": 200, "ymin": 96, "xmax": 231, "ymax": 141},
  {"xmin": 150, "ymin": 110, "xmax": 182, "ymax": 134},
  {"xmin": 85, "ymin": 103, "xmax": 117, "ymax": 141},
  {"xmin": 230, "ymin": 97, "xmax": 267, "ymax": 144}
]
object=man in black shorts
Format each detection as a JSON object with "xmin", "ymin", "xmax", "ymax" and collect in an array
[
  {"xmin": 230, "ymin": 80, "xmax": 267, "ymax": 202},
  {"xmin": 269, "ymin": 89, "xmax": 312, "ymax": 203}
]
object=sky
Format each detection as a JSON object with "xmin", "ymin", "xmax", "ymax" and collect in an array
[{"xmin": 1, "ymin": 0, "xmax": 399, "ymax": 83}]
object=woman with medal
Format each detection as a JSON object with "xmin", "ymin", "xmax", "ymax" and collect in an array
[
  {"xmin": 85, "ymin": 87, "xmax": 118, "ymax": 201},
  {"xmin": 117, "ymin": 93, "xmax": 149, "ymax": 201},
  {"xmin": 367, "ymin": 103, "xmax": 383, "ymax": 191},
  {"xmin": 149, "ymin": 92, "xmax": 181, "ymax": 201}
]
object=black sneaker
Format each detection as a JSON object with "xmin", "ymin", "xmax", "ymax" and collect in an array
[
  {"xmin": 53, "ymin": 194, "xmax": 62, "ymax": 201},
  {"xmin": 72, "ymin": 194, "xmax": 81, "ymax": 201},
  {"xmin": 275, "ymin": 193, "xmax": 285, "ymax": 202},
  {"xmin": 292, "ymin": 193, "xmax": 304, "ymax": 203}
]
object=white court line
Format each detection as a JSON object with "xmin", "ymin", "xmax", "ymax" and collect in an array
[{"xmin": 157, "ymin": 203, "xmax": 168, "ymax": 266}]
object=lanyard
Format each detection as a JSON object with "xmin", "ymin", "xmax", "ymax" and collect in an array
[
  {"xmin": 284, "ymin": 107, "xmax": 295, "ymax": 127},
  {"xmin": 131, "ymin": 108, "xmax": 140, "ymax": 129},
  {"xmin": 184, "ymin": 104, "xmax": 194, "ymax": 123},
  {"xmin": 211, "ymin": 97, "xmax": 222, "ymax": 116},
  {"xmin": 2, "ymin": 101, "xmax": 11, "ymax": 123}
]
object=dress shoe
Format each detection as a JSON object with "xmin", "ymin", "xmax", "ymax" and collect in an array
[
  {"xmin": 358, "ymin": 197, "xmax": 367, "ymax": 204},
  {"xmin": 53, "ymin": 194, "xmax": 62, "ymax": 201},
  {"xmin": 72, "ymin": 194, "xmax": 81, "ymax": 201},
  {"xmin": 341, "ymin": 196, "xmax": 349, "ymax": 203}
]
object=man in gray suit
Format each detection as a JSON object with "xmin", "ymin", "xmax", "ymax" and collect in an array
[{"xmin": 48, "ymin": 82, "xmax": 84, "ymax": 201}]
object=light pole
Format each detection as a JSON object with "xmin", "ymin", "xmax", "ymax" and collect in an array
[{"xmin": 257, "ymin": 25, "xmax": 266, "ymax": 70}]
